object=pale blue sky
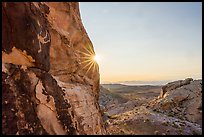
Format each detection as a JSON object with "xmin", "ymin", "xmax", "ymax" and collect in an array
[{"xmin": 79, "ymin": 2, "xmax": 202, "ymax": 83}]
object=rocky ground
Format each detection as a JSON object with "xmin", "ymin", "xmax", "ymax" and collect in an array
[{"xmin": 99, "ymin": 78, "xmax": 202, "ymax": 135}]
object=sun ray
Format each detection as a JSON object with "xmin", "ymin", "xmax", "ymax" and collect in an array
[
  {"xmin": 77, "ymin": 50, "xmax": 92, "ymax": 57},
  {"xmin": 75, "ymin": 44, "xmax": 100, "ymax": 76},
  {"xmin": 85, "ymin": 61, "xmax": 95, "ymax": 74},
  {"xmin": 82, "ymin": 60, "xmax": 92, "ymax": 68},
  {"xmin": 83, "ymin": 45, "xmax": 93, "ymax": 56},
  {"xmin": 86, "ymin": 43, "xmax": 94, "ymax": 53},
  {"xmin": 81, "ymin": 59, "xmax": 91, "ymax": 63},
  {"xmin": 92, "ymin": 62, "xmax": 96, "ymax": 73},
  {"xmin": 81, "ymin": 56, "xmax": 93, "ymax": 59},
  {"xmin": 81, "ymin": 60, "xmax": 93, "ymax": 70}
]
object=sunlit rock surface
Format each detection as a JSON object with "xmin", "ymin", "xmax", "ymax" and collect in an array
[
  {"xmin": 2, "ymin": 2, "xmax": 105, "ymax": 135},
  {"xmin": 149, "ymin": 78, "xmax": 202, "ymax": 127},
  {"xmin": 99, "ymin": 79, "xmax": 202, "ymax": 135}
]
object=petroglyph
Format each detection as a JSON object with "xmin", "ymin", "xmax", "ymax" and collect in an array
[{"xmin": 37, "ymin": 30, "xmax": 50, "ymax": 53}]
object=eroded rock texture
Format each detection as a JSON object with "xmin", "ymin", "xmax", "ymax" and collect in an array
[
  {"xmin": 2, "ymin": 2, "xmax": 106, "ymax": 135},
  {"xmin": 149, "ymin": 78, "xmax": 202, "ymax": 127}
]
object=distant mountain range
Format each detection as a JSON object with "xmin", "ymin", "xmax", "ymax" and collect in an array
[{"xmin": 101, "ymin": 80, "xmax": 171, "ymax": 86}]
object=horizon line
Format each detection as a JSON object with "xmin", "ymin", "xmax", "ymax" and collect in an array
[{"xmin": 100, "ymin": 78, "xmax": 202, "ymax": 85}]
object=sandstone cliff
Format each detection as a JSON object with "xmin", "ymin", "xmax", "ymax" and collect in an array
[{"xmin": 2, "ymin": 2, "xmax": 106, "ymax": 135}]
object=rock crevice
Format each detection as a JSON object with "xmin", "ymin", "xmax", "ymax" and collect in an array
[{"xmin": 2, "ymin": 2, "xmax": 105, "ymax": 135}]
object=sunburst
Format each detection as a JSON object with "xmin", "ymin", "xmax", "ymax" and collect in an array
[
  {"xmin": 76, "ymin": 44, "xmax": 99, "ymax": 75},
  {"xmin": 93, "ymin": 55, "xmax": 100, "ymax": 63}
]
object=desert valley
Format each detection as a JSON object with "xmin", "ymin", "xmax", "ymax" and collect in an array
[{"xmin": 99, "ymin": 78, "xmax": 202, "ymax": 135}]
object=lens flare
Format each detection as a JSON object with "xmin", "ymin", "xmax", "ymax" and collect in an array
[
  {"xmin": 93, "ymin": 55, "xmax": 100, "ymax": 63},
  {"xmin": 76, "ymin": 44, "xmax": 100, "ymax": 75}
]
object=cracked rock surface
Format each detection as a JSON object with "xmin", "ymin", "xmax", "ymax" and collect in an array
[
  {"xmin": 148, "ymin": 79, "xmax": 202, "ymax": 127},
  {"xmin": 2, "ymin": 2, "xmax": 106, "ymax": 135}
]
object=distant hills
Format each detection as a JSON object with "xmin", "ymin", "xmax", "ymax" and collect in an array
[
  {"xmin": 101, "ymin": 79, "xmax": 202, "ymax": 86},
  {"xmin": 101, "ymin": 83, "xmax": 162, "ymax": 94},
  {"xmin": 101, "ymin": 80, "xmax": 170, "ymax": 86}
]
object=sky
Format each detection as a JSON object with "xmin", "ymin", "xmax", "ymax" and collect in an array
[{"xmin": 79, "ymin": 2, "xmax": 202, "ymax": 84}]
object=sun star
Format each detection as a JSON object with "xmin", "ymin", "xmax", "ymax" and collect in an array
[{"xmin": 93, "ymin": 55, "xmax": 100, "ymax": 63}]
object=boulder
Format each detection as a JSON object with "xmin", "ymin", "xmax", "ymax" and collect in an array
[{"xmin": 149, "ymin": 79, "xmax": 202, "ymax": 126}]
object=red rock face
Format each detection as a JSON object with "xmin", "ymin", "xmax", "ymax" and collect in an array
[{"xmin": 2, "ymin": 2, "xmax": 106, "ymax": 135}]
